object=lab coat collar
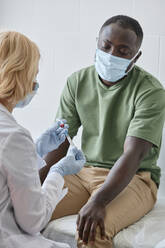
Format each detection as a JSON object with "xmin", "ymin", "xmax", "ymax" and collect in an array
[{"xmin": 0, "ymin": 103, "xmax": 17, "ymax": 123}]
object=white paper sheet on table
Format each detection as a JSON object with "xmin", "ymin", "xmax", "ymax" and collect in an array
[
  {"xmin": 155, "ymin": 239, "xmax": 165, "ymax": 248},
  {"xmin": 114, "ymin": 197, "xmax": 165, "ymax": 248}
]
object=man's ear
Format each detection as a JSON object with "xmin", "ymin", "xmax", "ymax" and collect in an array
[{"xmin": 125, "ymin": 51, "xmax": 142, "ymax": 73}]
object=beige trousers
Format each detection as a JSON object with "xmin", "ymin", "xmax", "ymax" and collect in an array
[{"xmin": 51, "ymin": 166, "xmax": 157, "ymax": 248}]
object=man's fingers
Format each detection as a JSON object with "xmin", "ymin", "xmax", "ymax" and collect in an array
[
  {"xmin": 99, "ymin": 220, "xmax": 105, "ymax": 239},
  {"xmin": 82, "ymin": 219, "xmax": 92, "ymax": 244},
  {"xmin": 76, "ymin": 214, "xmax": 80, "ymax": 229},
  {"xmin": 88, "ymin": 221, "xmax": 97, "ymax": 244},
  {"xmin": 78, "ymin": 216, "xmax": 86, "ymax": 240}
]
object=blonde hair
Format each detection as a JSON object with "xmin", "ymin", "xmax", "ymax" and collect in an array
[{"xmin": 0, "ymin": 31, "xmax": 40, "ymax": 104}]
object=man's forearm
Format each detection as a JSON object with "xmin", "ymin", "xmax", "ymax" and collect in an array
[
  {"xmin": 91, "ymin": 150, "xmax": 142, "ymax": 207},
  {"xmin": 39, "ymin": 139, "xmax": 69, "ymax": 184}
]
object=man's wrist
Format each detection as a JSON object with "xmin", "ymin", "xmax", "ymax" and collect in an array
[{"xmin": 90, "ymin": 192, "xmax": 107, "ymax": 208}]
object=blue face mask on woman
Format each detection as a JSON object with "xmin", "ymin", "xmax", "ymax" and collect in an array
[
  {"xmin": 95, "ymin": 48, "xmax": 138, "ymax": 83},
  {"xmin": 15, "ymin": 82, "xmax": 39, "ymax": 108}
]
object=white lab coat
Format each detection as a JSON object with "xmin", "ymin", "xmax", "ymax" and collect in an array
[{"xmin": 0, "ymin": 104, "xmax": 70, "ymax": 248}]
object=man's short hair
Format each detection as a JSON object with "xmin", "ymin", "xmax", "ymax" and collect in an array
[{"xmin": 100, "ymin": 15, "xmax": 143, "ymax": 47}]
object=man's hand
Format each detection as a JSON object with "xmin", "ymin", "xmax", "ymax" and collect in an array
[{"xmin": 77, "ymin": 200, "xmax": 106, "ymax": 245}]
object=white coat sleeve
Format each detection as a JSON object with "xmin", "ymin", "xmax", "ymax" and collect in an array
[
  {"xmin": 37, "ymin": 153, "xmax": 47, "ymax": 170},
  {"xmin": 2, "ymin": 129, "xmax": 66, "ymax": 235}
]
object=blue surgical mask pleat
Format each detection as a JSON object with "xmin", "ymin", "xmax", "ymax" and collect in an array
[{"xmin": 95, "ymin": 48, "xmax": 135, "ymax": 83}]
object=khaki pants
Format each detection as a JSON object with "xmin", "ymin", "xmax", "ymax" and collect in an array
[{"xmin": 51, "ymin": 166, "xmax": 157, "ymax": 248}]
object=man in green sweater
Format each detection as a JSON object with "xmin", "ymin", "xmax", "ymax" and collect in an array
[{"xmin": 41, "ymin": 15, "xmax": 165, "ymax": 248}]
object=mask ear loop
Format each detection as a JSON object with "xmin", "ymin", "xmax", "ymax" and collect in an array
[
  {"xmin": 33, "ymin": 75, "xmax": 39, "ymax": 91},
  {"xmin": 33, "ymin": 82, "xmax": 39, "ymax": 91},
  {"xmin": 96, "ymin": 37, "xmax": 99, "ymax": 47},
  {"xmin": 94, "ymin": 37, "xmax": 99, "ymax": 62},
  {"xmin": 126, "ymin": 50, "xmax": 141, "ymax": 73}
]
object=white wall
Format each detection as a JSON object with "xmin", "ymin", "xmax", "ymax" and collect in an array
[{"xmin": 0, "ymin": 0, "xmax": 165, "ymax": 192}]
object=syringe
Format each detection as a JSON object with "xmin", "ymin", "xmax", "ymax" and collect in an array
[{"xmin": 65, "ymin": 133, "xmax": 76, "ymax": 147}]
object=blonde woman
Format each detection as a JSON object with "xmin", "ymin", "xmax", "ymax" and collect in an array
[{"xmin": 0, "ymin": 31, "xmax": 85, "ymax": 248}]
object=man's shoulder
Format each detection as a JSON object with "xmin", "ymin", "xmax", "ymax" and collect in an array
[
  {"xmin": 133, "ymin": 65, "xmax": 164, "ymax": 90},
  {"xmin": 68, "ymin": 65, "xmax": 95, "ymax": 82},
  {"xmin": 133, "ymin": 66, "xmax": 165, "ymax": 106}
]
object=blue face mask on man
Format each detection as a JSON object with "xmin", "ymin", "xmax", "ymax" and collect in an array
[
  {"xmin": 15, "ymin": 82, "xmax": 39, "ymax": 108},
  {"xmin": 95, "ymin": 48, "xmax": 138, "ymax": 83}
]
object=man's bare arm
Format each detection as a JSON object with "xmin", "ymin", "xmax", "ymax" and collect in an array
[
  {"xmin": 77, "ymin": 136, "xmax": 153, "ymax": 244},
  {"xmin": 91, "ymin": 136, "xmax": 153, "ymax": 206},
  {"xmin": 39, "ymin": 139, "xmax": 70, "ymax": 184}
]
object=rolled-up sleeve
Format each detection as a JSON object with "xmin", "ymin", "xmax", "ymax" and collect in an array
[{"xmin": 127, "ymin": 88, "xmax": 165, "ymax": 147}]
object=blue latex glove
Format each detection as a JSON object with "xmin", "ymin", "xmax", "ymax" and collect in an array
[
  {"xmin": 49, "ymin": 146, "xmax": 86, "ymax": 176},
  {"xmin": 35, "ymin": 119, "xmax": 68, "ymax": 157}
]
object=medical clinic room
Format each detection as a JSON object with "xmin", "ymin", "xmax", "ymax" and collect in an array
[{"xmin": 0, "ymin": 0, "xmax": 165, "ymax": 248}]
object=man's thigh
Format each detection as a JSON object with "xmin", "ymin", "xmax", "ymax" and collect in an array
[
  {"xmin": 97, "ymin": 171, "xmax": 157, "ymax": 238},
  {"xmin": 51, "ymin": 173, "xmax": 90, "ymax": 220},
  {"xmin": 77, "ymin": 171, "xmax": 157, "ymax": 248}
]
